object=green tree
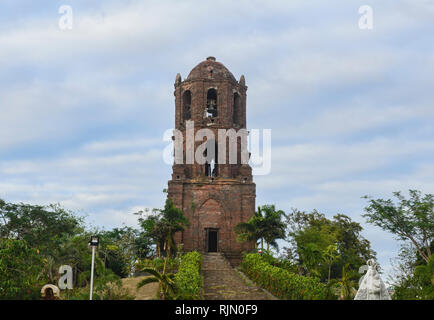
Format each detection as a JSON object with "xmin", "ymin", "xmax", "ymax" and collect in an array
[
  {"xmin": 285, "ymin": 209, "xmax": 375, "ymax": 281},
  {"xmin": 57, "ymin": 234, "xmax": 95, "ymax": 288},
  {"xmin": 0, "ymin": 199, "xmax": 83, "ymax": 255},
  {"xmin": 0, "ymin": 199, "xmax": 88, "ymax": 289},
  {"xmin": 234, "ymin": 209, "xmax": 263, "ymax": 249},
  {"xmin": 234, "ymin": 205, "xmax": 286, "ymax": 251},
  {"xmin": 99, "ymin": 227, "xmax": 144, "ymax": 278},
  {"xmin": 160, "ymin": 198, "xmax": 190, "ymax": 257},
  {"xmin": 299, "ymin": 242, "xmax": 324, "ymax": 277},
  {"xmin": 0, "ymin": 238, "xmax": 46, "ymax": 299},
  {"xmin": 391, "ymin": 242, "xmax": 434, "ymax": 300},
  {"xmin": 412, "ymin": 255, "xmax": 434, "ymax": 299},
  {"xmin": 324, "ymin": 244, "xmax": 340, "ymax": 283},
  {"xmin": 286, "ymin": 210, "xmax": 335, "ymax": 277},
  {"xmin": 137, "ymin": 198, "xmax": 189, "ymax": 258},
  {"xmin": 363, "ymin": 190, "xmax": 433, "ymax": 263},
  {"xmin": 136, "ymin": 212, "xmax": 162, "ymax": 256},
  {"xmin": 261, "ymin": 205, "xmax": 287, "ymax": 250},
  {"xmin": 332, "ymin": 214, "xmax": 375, "ymax": 272},
  {"xmin": 335, "ymin": 264, "xmax": 357, "ymax": 300}
]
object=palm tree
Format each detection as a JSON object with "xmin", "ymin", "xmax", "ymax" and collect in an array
[
  {"xmin": 144, "ymin": 199, "xmax": 189, "ymax": 258},
  {"xmin": 336, "ymin": 264, "xmax": 357, "ymax": 300},
  {"xmin": 137, "ymin": 267, "xmax": 176, "ymax": 300},
  {"xmin": 299, "ymin": 242, "xmax": 323, "ymax": 277},
  {"xmin": 234, "ymin": 208, "xmax": 264, "ymax": 249},
  {"xmin": 261, "ymin": 205, "xmax": 286, "ymax": 251},
  {"xmin": 234, "ymin": 205, "xmax": 286, "ymax": 251},
  {"xmin": 323, "ymin": 244, "xmax": 340, "ymax": 283},
  {"xmin": 159, "ymin": 198, "xmax": 189, "ymax": 258}
]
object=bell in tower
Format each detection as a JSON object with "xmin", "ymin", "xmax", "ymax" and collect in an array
[{"xmin": 206, "ymin": 88, "xmax": 218, "ymax": 118}]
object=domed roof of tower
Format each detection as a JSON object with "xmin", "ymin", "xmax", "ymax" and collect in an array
[{"xmin": 186, "ymin": 57, "xmax": 237, "ymax": 82}]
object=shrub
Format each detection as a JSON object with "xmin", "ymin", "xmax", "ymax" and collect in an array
[
  {"xmin": 393, "ymin": 255, "xmax": 434, "ymax": 300},
  {"xmin": 259, "ymin": 250, "xmax": 279, "ymax": 265},
  {"xmin": 63, "ymin": 282, "xmax": 135, "ymax": 300},
  {"xmin": 241, "ymin": 253, "xmax": 327, "ymax": 300},
  {"xmin": 174, "ymin": 251, "xmax": 202, "ymax": 300}
]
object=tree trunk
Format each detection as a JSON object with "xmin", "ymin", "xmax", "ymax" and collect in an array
[
  {"xmin": 403, "ymin": 231, "xmax": 429, "ymax": 263},
  {"xmin": 425, "ymin": 238, "xmax": 432, "ymax": 258},
  {"xmin": 163, "ymin": 256, "xmax": 167, "ymax": 275},
  {"xmin": 160, "ymin": 288, "xmax": 164, "ymax": 300}
]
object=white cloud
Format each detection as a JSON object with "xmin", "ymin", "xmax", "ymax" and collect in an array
[
  {"xmin": 0, "ymin": 136, "xmax": 170, "ymax": 229},
  {"xmin": 256, "ymin": 138, "xmax": 434, "ymax": 190},
  {"xmin": 81, "ymin": 137, "xmax": 163, "ymax": 153}
]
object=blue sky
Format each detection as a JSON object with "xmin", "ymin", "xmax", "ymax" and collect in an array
[{"xmin": 1, "ymin": 0, "xmax": 433, "ymax": 279}]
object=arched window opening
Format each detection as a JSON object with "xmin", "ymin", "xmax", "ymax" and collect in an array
[
  {"xmin": 233, "ymin": 93, "xmax": 241, "ymax": 125},
  {"xmin": 183, "ymin": 90, "xmax": 192, "ymax": 121},
  {"xmin": 206, "ymin": 89, "xmax": 218, "ymax": 118},
  {"xmin": 204, "ymin": 139, "xmax": 218, "ymax": 177}
]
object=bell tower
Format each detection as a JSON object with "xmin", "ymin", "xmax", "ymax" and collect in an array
[{"xmin": 168, "ymin": 57, "xmax": 255, "ymax": 264}]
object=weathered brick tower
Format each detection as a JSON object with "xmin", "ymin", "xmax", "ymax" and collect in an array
[{"xmin": 168, "ymin": 57, "xmax": 255, "ymax": 264}]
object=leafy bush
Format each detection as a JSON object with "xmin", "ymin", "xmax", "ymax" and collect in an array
[
  {"xmin": 174, "ymin": 251, "xmax": 202, "ymax": 300},
  {"xmin": 258, "ymin": 250, "xmax": 279, "ymax": 265},
  {"xmin": 63, "ymin": 281, "xmax": 135, "ymax": 300},
  {"xmin": 241, "ymin": 253, "xmax": 327, "ymax": 300},
  {"xmin": 393, "ymin": 255, "xmax": 434, "ymax": 300}
]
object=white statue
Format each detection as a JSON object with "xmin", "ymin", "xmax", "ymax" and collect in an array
[{"xmin": 354, "ymin": 259, "xmax": 391, "ymax": 300}]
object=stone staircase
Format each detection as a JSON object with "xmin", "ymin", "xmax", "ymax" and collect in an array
[{"xmin": 202, "ymin": 253, "xmax": 273, "ymax": 300}]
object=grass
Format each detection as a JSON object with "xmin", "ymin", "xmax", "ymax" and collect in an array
[{"xmin": 121, "ymin": 276, "xmax": 159, "ymax": 300}]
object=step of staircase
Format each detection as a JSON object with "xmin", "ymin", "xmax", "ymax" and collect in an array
[
  {"xmin": 202, "ymin": 253, "xmax": 232, "ymax": 271},
  {"xmin": 202, "ymin": 253, "xmax": 273, "ymax": 300}
]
